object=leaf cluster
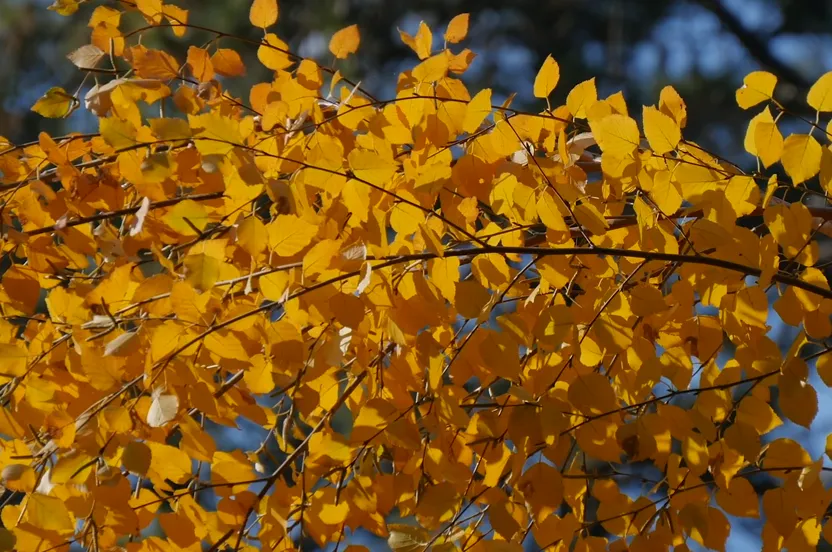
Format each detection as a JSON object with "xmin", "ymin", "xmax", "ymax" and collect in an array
[{"xmin": 1, "ymin": 0, "xmax": 832, "ymax": 551}]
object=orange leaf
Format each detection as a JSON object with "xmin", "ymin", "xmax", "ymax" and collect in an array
[
  {"xmin": 211, "ymin": 48, "xmax": 246, "ymax": 77},
  {"xmin": 329, "ymin": 24, "xmax": 360, "ymax": 59},
  {"xmin": 249, "ymin": 0, "xmax": 278, "ymax": 29},
  {"xmin": 445, "ymin": 13, "xmax": 469, "ymax": 44}
]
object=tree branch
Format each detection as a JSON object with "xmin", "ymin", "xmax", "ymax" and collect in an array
[{"xmin": 696, "ymin": 0, "xmax": 811, "ymax": 90}]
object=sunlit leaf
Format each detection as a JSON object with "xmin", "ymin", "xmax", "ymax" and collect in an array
[
  {"xmin": 329, "ymin": 24, "xmax": 360, "ymax": 59},
  {"xmin": 31, "ymin": 86, "xmax": 77, "ymax": 118},
  {"xmin": 250, "ymin": 0, "xmax": 278, "ymax": 29},
  {"xmin": 533, "ymin": 54, "xmax": 559, "ymax": 99}
]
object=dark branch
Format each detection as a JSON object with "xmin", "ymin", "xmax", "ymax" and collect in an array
[{"xmin": 696, "ymin": 0, "xmax": 811, "ymax": 91}]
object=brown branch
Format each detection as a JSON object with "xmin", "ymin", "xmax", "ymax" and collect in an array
[
  {"xmin": 233, "ymin": 370, "xmax": 369, "ymax": 550},
  {"xmin": 366, "ymin": 245, "xmax": 832, "ymax": 300},
  {"xmin": 695, "ymin": 0, "xmax": 811, "ymax": 91},
  {"xmin": 23, "ymin": 191, "xmax": 224, "ymax": 236}
]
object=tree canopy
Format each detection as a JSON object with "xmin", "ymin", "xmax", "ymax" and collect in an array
[{"xmin": 0, "ymin": 0, "xmax": 832, "ymax": 551}]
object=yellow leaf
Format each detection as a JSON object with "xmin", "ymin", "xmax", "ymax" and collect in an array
[
  {"xmin": 189, "ymin": 112, "xmax": 244, "ymax": 156},
  {"xmin": 249, "ymin": 0, "xmax": 278, "ymax": 29},
  {"xmin": 628, "ymin": 283, "xmax": 667, "ymax": 316},
  {"xmin": 25, "ymin": 494, "xmax": 74, "ymax": 533},
  {"xmin": 0, "ymin": 343, "xmax": 28, "ymax": 377},
  {"xmin": 100, "ymin": 116, "xmax": 138, "ymax": 150},
  {"xmin": 211, "ymin": 48, "xmax": 246, "ymax": 77},
  {"xmin": 150, "ymin": 117, "xmax": 192, "ymax": 140},
  {"xmin": 445, "ymin": 14, "xmax": 469, "ymax": 44},
  {"xmin": 412, "ymin": 51, "xmax": 450, "ymax": 82},
  {"xmin": 351, "ymin": 398, "xmax": 397, "ymax": 443},
  {"xmin": 478, "ymin": 331, "xmax": 520, "ymax": 379},
  {"xmin": 736, "ymin": 395, "xmax": 781, "ymax": 435},
  {"xmin": 179, "ymin": 416, "xmax": 216, "ymax": 462},
  {"xmin": 165, "ymin": 199, "xmax": 209, "ymax": 236},
  {"xmin": 341, "ymin": 179, "xmax": 371, "ymax": 222},
  {"xmin": 455, "ymin": 279, "xmax": 491, "ymax": 319},
  {"xmin": 163, "ymin": 5, "xmax": 188, "ymax": 37},
  {"xmin": 536, "ymin": 190, "xmax": 569, "ymax": 233},
  {"xmin": 781, "ymin": 134, "xmax": 821, "ymax": 184},
  {"xmin": 31, "ymin": 86, "xmax": 77, "ymax": 118},
  {"xmin": 211, "ymin": 451, "xmax": 256, "ymax": 496},
  {"xmin": 659, "ymin": 85, "xmax": 687, "ymax": 127},
  {"xmin": 123, "ymin": 441, "xmax": 152, "ymax": 476},
  {"xmin": 733, "ymin": 285, "xmax": 768, "ymax": 329},
  {"xmin": 184, "ymin": 253, "xmax": 220, "ymax": 292},
  {"xmin": 566, "ymin": 78, "xmax": 597, "ymax": 119},
  {"xmin": 807, "ymin": 70, "xmax": 832, "ymax": 112},
  {"xmin": 533, "ymin": 305, "xmax": 572, "ymax": 351},
  {"xmin": 533, "ymin": 55, "xmax": 560, "ymax": 99},
  {"xmin": 319, "ymin": 501, "xmax": 350, "ymax": 525},
  {"xmin": 390, "ymin": 194, "xmax": 425, "ymax": 236},
  {"xmin": 642, "ymin": 105, "xmax": 680, "ymax": 154},
  {"xmin": 349, "ymin": 149, "xmax": 398, "ymax": 186},
  {"xmin": 204, "ymin": 330, "xmax": 251, "ymax": 361},
  {"xmin": 430, "ymin": 257, "xmax": 459, "ymax": 302},
  {"xmin": 785, "ymin": 519, "xmax": 821, "ymax": 551},
  {"xmin": 268, "ymin": 215, "xmax": 318, "ymax": 257},
  {"xmin": 48, "ymin": 0, "xmax": 80, "ymax": 15},
  {"xmin": 104, "ymin": 330, "xmax": 138, "ymax": 357},
  {"xmin": 736, "ymin": 71, "xmax": 777, "ymax": 109},
  {"xmin": 245, "ymin": 354, "xmax": 275, "ymax": 394},
  {"xmin": 419, "ymin": 224, "xmax": 444, "ymax": 256},
  {"xmin": 259, "ymin": 270, "xmax": 291, "ymax": 301},
  {"xmin": 1, "ymin": 464, "xmax": 35, "ymax": 492},
  {"xmin": 569, "ymin": 373, "xmax": 618, "ymax": 415},
  {"xmin": 329, "ymin": 24, "xmax": 360, "ymax": 59},
  {"xmin": 303, "ymin": 239, "xmax": 341, "ymax": 278},
  {"xmin": 649, "ymin": 167, "xmax": 682, "ymax": 215},
  {"xmin": 399, "ymin": 21, "xmax": 432, "ymax": 60},
  {"xmin": 136, "ymin": 0, "xmax": 163, "ymax": 23},
  {"xmin": 754, "ymin": 121, "xmax": 783, "ymax": 168},
  {"xmin": 763, "ymin": 438, "xmax": 810, "ymax": 470},
  {"xmin": 589, "ymin": 114, "xmax": 640, "ymax": 156},
  {"xmin": 131, "ymin": 47, "xmax": 180, "ymax": 79},
  {"xmin": 237, "ymin": 216, "xmax": 268, "ymax": 256},
  {"xmin": 463, "ymin": 88, "xmax": 492, "ymax": 133},
  {"xmin": 536, "ymin": 256, "xmax": 573, "ymax": 289},
  {"xmin": 258, "ymin": 33, "xmax": 293, "ymax": 70},
  {"xmin": 307, "ymin": 432, "xmax": 353, "ymax": 468},
  {"xmin": 778, "ymin": 373, "xmax": 817, "ymax": 429},
  {"xmin": 573, "ymin": 202, "xmax": 609, "ymax": 236}
]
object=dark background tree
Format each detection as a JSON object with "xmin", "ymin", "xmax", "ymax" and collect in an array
[{"xmin": 2, "ymin": 0, "xmax": 830, "ymax": 162}]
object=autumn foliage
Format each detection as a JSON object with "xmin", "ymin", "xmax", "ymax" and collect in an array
[{"xmin": 2, "ymin": 0, "xmax": 832, "ymax": 550}]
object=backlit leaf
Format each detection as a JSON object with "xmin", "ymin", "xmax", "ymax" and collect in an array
[
  {"xmin": 399, "ymin": 21, "xmax": 432, "ymax": 60},
  {"xmin": 781, "ymin": 134, "xmax": 821, "ymax": 184},
  {"xmin": 533, "ymin": 54, "xmax": 560, "ymax": 99},
  {"xmin": 807, "ymin": 71, "xmax": 832, "ymax": 112},
  {"xmin": 250, "ymin": 0, "xmax": 278, "ymax": 29},
  {"xmin": 329, "ymin": 24, "xmax": 360, "ymax": 59},
  {"xmin": 643, "ymin": 105, "xmax": 680, "ymax": 154},
  {"xmin": 589, "ymin": 114, "xmax": 640, "ymax": 156},
  {"xmin": 31, "ymin": 86, "xmax": 77, "ymax": 118},
  {"xmin": 445, "ymin": 14, "xmax": 469, "ymax": 44},
  {"xmin": 736, "ymin": 71, "xmax": 777, "ymax": 109},
  {"xmin": 463, "ymin": 88, "xmax": 492, "ymax": 133},
  {"xmin": 566, "ymin": 78, "xmax": 597, "ymax": 119}
]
